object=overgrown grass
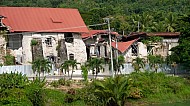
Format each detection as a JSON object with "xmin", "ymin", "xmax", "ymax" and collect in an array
[{"xmin": 1, "ymin": 72, "xmax": 190, "ymax": 106}]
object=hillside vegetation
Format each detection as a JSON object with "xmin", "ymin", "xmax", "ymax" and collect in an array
[{"xmin": 1, "ymin": 0, "xmax": 190, "ymax": 34}]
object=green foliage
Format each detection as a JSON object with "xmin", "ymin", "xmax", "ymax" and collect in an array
[
  {"xmin": 25, "ymin": 78, "xmax": 46, "ymax": 106},
  {"xmin": 170, "ymin": 14, "xmax": 190, "ymax": 70},
  {"xmin": 87, "ymin": 57, "xmax": 104, "ymax": 79},
  {"xmin": 31, "ymin": 39, "xmax": 38, "ymax": 46},
  {"xmin": 77, "ymin": 84, "xmax": 103, "ymax": 106},
  {"xmin": 0, "ymin": 88, "xmax": 32, "ymax": 106},
  {"xmin": 147, "ymin": 55, "xmax": 164, "ymax": 72},
  {"xmin": 1, "ymin": 0, "xmax": 188, "ymax": 33},
  {"xmin": 92, "ymin": 76, "xmax": 129, "ymax": 106},
  {"xmin": 32, "ymin": 58, "xmax": 52, "ymax": 80},
  {"xmin": 111, "ymin": 55, "xmax": 125, "ymax": 75},
  {"xmin": 127, "ymin": 72, "xmax": 190, "ymax": 99},
  {"xmin": 142, "ymin": 36, "xmax": 163, "ymax": 45},
  {"xmin": 4, "ymin": 54, "xmax": 15, "ymax": 65},
  {"xmin": 0, "ymin": 73, "xmax": 46, "ymax": 106},
  {"xmin": 50, "ymin": 81, "xmax": 60, "ymax": 88},
  {"xmin": 0, "ymin": 72, "xmax": 29, "ymax": 90},
  {"xmin": 45, "ymin": 89, "xmax": 66, "ymax": 106},
  {"xmin": 60, "ymin": 60, "xmax": 79, "ymax": 79},
  {"xmin": 132, "ymin": 57, "xmax": 145, "ymax": 72},
  {"xmin": 50, "ymin": 78, "xmax": 71, "ymax": 88},
  {"xmin": 81, "ymin": 65, "xmax": 88, "ymax": 82}
]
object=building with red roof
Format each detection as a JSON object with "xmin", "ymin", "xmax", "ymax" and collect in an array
[{"xmin": 0, "ymin": 7, "xmax": 89, "ymax": 64}]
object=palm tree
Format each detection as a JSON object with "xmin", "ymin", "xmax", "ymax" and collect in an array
[
  {"xmin": 81, "ymin": 64, "xmax": 88, "ymax": 82},
  {"xmin": 112, "ymin": 55, "xmax": 125, "ymax": 75},
  {"xmin": 148, "ymin": 55, "xmax": 164, "ymax": 73},
  {"xmin": 70, "ymin": 60, "xmax": 79, "ymax": 80},
  {"xmin": 32, "ymin": 58, "xmax": 52, "ymax": 81},
  {"xmin": 117, "ymin": 55, "xmax": 125, "ymax": 74},
  {"xmin": 132, "ymin": 57, "xmax": 145, "ymax": 72},
  {"xmin": 93, "ymin": 76, "xmax": 129, "ymax": 106},
  {"xmin": 88, "ymin": 58, "xmax": 104, "ymax": 79},
  {"xmin": 60, "ymin": 60, "xmax": 70, "ymax": 77},
  {"xmin": 40, "ymin": 59, "xmax": 52, "ymax": 75},
  {"xmin": 165, "ymin": 12, "xmax": 177, "ymax": 32}
]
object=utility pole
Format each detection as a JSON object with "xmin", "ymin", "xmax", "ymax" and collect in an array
[
  {"xmin": 103, "ymin": 17, "xmax": 114, "ymax": 77},
  {"xmin": 137, "ymin": 21, "xmax": 140, "ymax": 32}
]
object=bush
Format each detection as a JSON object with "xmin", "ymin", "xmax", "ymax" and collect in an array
[
  {"xmin": 127, "ymin": 71, "xmax": 190, "ymax": 99},
  {"xmin": 3, "ymin": 54, "xmax": 15, "ymax": 65},
  {"xmin": 31, "ymin": 39, "xmax": 38, "ymax": 46},
  {"xmin": 25, "ymin": 78, "xmax": 46, "ymax": 106},
  {"xmin": 50, "ymin": 81, "xmax": 60, "ymax": 88},
  {"xmin": 90, "ymin": 76, "xmax": 129, "ymax": 106},
  {"xmin": 58, "ymin": 78, "xmax": 66, "ymax": 86},
  {"xmin": 0, "ymin": 72, "xmax": 29, "ymax": 90},
  {"xmin": 0, "ymin": 88, "xmax": 32, "ymax": 106}
]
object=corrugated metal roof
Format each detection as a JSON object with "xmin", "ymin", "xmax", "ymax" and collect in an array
[
  {"xmin": 148, "ymin": 32, "xmax": 180, "ymax": 37},
  {"xmin": 111, "ymin": 39, "xmax": 138, "ymax": 53},
  {"xmin": 0, "ymin": 7, "xmax": 88, "ymax": 33}
]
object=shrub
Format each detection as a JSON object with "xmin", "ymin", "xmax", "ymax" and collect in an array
[
  {"xmin": 91, "ymin": 76, "xmax": 129, "ymax": 106},
  {"xmin": 0, "ymin": 72, "xmax": 29, "ymax": 90},
  {"xmin": 127, "ymin": 71, "xmax": 190, "ymax": 99},
  {"xmin": 58, "ymin": 78, "xmax": 66, "ymax": 86},
  {"xmin": 77, "ymin": 84, "xmax": 103, "ymax": 106},
  {"xmin": 0, "ymin": 88, "xmax": 32, "ymax": 106},
  {"xmin": 3, "ymin": 54, "xmax": 15, "ymax": 65},
  {"xmin": 50, "ymin": 81, "xmax": 60, "ymax": 88},
  {"xmin": 25, "ymin": 78, "xmax": 46, "ymax": 106},
  {"xmin": 31, "ymin": 39, "xmax": 38, "ymax": 46}
]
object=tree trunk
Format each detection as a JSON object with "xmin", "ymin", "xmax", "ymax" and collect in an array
[
  {"xmin": 71, "ymin": 68, "xmax": 74, "ymax": 80},
  {"xmin": 38, "ymin": 71, "xmax": 40, "ymax": 81}
]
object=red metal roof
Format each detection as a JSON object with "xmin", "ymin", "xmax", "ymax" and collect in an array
[
  {"xmin": 81, "ymin": 30, "xmax": 119, "ymax": 38},
  {"xmin": 111, "ymin": 39, "xmax": 138, "ymax": 53},
  {"xmin": 0, "ymin": 7, "xmax": 88, "ymax": 33},
  {"xmin": 147, "ymin": 32, "xmax": 180, "ymax": 37}
]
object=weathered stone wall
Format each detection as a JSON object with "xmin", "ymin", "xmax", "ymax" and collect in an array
[
  {"xmin": 65, "ymin": 33, "xmax": 87, "ymax": 63},
  {"xmin": 0, "ymin": 35, "xmax": 6, "ymax": 64},
  {"xmin": 21, "ymin": 33, "xmax": 87, "ymax": 64}
]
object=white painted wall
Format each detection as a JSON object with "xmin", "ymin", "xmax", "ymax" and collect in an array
[{"xmin": 138, "ymin": 42, "xmax": 147, "ymax": 58}]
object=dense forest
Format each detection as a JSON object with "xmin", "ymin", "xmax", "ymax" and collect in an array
[{"xmin": 1, "ymin": 0, "xmax": 190, "ymax": 34}]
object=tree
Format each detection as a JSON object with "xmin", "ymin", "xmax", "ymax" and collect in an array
[
  {"xmin": 32, "ymin": 58, "xmax": 51, "ymax": 81},
  {"xmin": 70, "ymin": 60, "xmax": 79, "ymax": 80},
  {"xmin": 81, "ymin": 64, "xmax": 88, "ymax": 82},
  {"xmin": 112, "ymin": 55, "xmax": 125, "ymax": 75},
  {"xmin": 147, "ymin": 55, "xmax": 164, "ymax": 73},
  {"xmin": 93, "ymin": 76, "xmax": 129, "ymax": 106},
  {"xmin": 60, "ymin": 60, "xmax": 70, "ymax": 77},
  {"xmin": 88, "ymin": 58, "xmax": 104, "ymax": 79},
  {"xmin": 170, "ymin": 14, "xmax": 190, "ymax": 71},
  {"xmin": 132, "ymin": 57, "xmax": 145, "ymax": 72}
]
